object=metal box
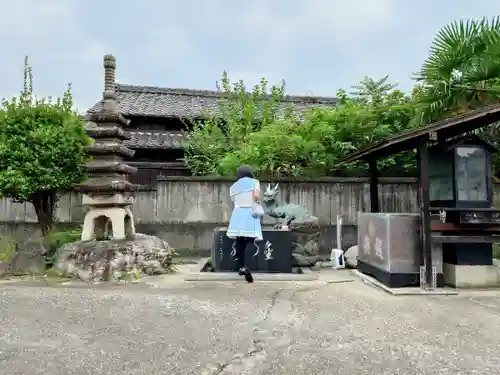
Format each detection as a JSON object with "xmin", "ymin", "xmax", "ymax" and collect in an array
[
  {"xmin": 357, "ymin": 212, "xmax": 443, "ymax": 287},
  {"xmin": 211, "ymin": 228, "xmax": 293, "ymax": 273}
]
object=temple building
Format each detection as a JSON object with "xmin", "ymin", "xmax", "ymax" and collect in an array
[{"xmin": 87, "ymin": 83, "xmax": 338, "ymax": 185}]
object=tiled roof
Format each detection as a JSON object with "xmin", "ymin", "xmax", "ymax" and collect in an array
[
  {"xmin": 87, "ymin": 83, "xmax": 338, "ymax": 118},
  {"xmin": 125, "ymin": 130, "xmax": 184, "ymax": 149},
  {"xmin": 84, "ymin": 121, "xmax": 185, "ymax": 149}
]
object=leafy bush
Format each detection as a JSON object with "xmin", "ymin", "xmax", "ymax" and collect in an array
[
  {"xmin": 183, "ymin": 73, "xmax": 418, "ymax": 177},
  {"xmin": 493, "ymin": 244, "xmax": 500, "ymax": 260},
  {"xmin": 0, "ymin": 235, "xmax": 15, "ymax": 262},
  {"xmin": 183, "ymin": 71, "xmax": 293, "ymax": 176},
  {"xmin": 44, "ymin": 228, "xmax": 82, "ymax": 265}
]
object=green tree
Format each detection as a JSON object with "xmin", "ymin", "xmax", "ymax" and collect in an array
[
  {"xmin": 412, "ymin": 16, "xmax": 500, "ymax": 126},
  {"xmin": 219, "ymin": 116, "xmax": 329, "ymax": 177},
  {"xmin": 183, "ymin": 71, "xmax": 290, "ymax": 176},
  {"xmin": 184, "ymin": 72, "xmax": 418, "ymax": 177},
  {"xmin": 316, "ymin": 83, "xmax": 417, "ymax": 175},
  {"xmin": 351, "ymin": 75, "xmax": 398, "ymax": 105},
  {"xmin": 0, "ymin": 57, "xmax": 89, "ymax": 235},
  {"xmin": 228, "ymin": 83, "xmax": 408, "ymax": 177}
]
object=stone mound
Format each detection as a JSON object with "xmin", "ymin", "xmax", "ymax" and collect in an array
[
  {"xmin": 291, "ymin": 228, "xmax": 322, "ymax": 267},
  {"xmin": 54, "ymin": 233, "xmax": 176, "ymax": 282},
  {"xmin": 344, "ymin": 245, "xmax": 358, "ymax": 268}
]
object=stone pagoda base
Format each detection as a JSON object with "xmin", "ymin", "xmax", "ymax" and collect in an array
[{"xmin": 81, "ymin": 194, "xmax": 136, "ymax": 241}]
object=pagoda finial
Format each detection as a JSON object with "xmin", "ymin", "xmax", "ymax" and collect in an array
[{"xmin": 102, "ymin": 54, "xmax": 117, "ymax": 112}]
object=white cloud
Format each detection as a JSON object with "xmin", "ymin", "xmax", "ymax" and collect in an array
[
  {"xmin": 0, "ymin": 0, "xmax": 112, "ymax": 111},
  {"xmin": 144, "ymin": 25, "xmax": 194, "ymax": 61},
  {"xmin": 7, "ymin": 0, "xmax": 491, "ymax": 115},
  {"xmin": 229, "ymin": 0, "xmax": 395, "ymax": 39},
  {"xmin": 77, "ymin": 40, "xmax": 109, "ymax": 65},
  {"xmin": 193, "ymin": 0, "xmax": 396, "ymax": 72},
  {"xmin": 0, "ymin": 0, "xmax": 79, "ymax": 40},
  {"xmin": 294, "ymin": 0, "xmax": 395, "ymax": 38}
]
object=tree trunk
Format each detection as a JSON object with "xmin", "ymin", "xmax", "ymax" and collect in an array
[{"xmin": 30, "ymin": 189, "xmax": 57, "ymax": 236}]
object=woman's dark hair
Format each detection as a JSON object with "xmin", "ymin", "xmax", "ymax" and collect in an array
[{"xmin": 236, "ymin": 165, "xmax": 254, "ymax": 180}]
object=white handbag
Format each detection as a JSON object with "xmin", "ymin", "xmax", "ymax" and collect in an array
[
  {"xmin": 251, "ymin": 180, "xmax": 264, "ymax": 217},
  {"xmin": 252, "ymin": 202, "xmax": 265, "ymax": 217}
]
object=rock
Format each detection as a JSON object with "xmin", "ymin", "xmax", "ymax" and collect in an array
[
  {"xmin": 9, "ymin": 238, "xmax": 47, "ymax": 275},
  {"xmin": 0, "ymin": 261, "xmax": 9, "ymax": 277},
  {"xmin": 142, "ymin": 260, "xmax": 166, "ymax": 276},
  {"xmin": 289, "ymin": 215, "xmax": 319, "ymax": 230},
  {"xmin": 291, "ymin": 230, "xmax": 320, "ymax": 256},
  {"xmin": 54, "ymin": 233, "xmax": 176, "ymax": 282},
  {"xmin": 344, "ymin": 245, "xmax": 359, "ymax": 268},
  {"xmin": 292, "ymin": 253, "xmax": 320, "ymax": 267},
  {"xmin": 200, "ymin": 258, "xmax": 214, "ymax": 272}
]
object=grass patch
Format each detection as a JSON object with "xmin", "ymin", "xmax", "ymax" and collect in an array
[
  {"xmin": 493, "ymin": 244, "xmax": 500, "ymax": 260},
  {"xmin": 174, "ymin": 248, "xmax": 210, "ymax": 258},
  {"xmin": 43, "ymin": 267, "xmax": 71, "ymax": 284},
  {"xmin": 44, "ymin": 228, "xmax": 82, "ymax": 266},
  {"xmin": 45, "ymin": 228, "xmax": 81, "ymax": 252},
  {"xmin": 0, "ymin": 236, "xmax": 15, "ymax": 262},
  {"xmin": 173, "ymin": 257, "xmax": 202, "ymax": 265}
]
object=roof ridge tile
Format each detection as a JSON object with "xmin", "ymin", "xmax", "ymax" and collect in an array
[
  {"xmin": 115, "ymin": 83, "xmax": 338, "ymax": 104},
  {"xmin": 87, "ymin": 83, "xmax": 338, "ymax": 118}
]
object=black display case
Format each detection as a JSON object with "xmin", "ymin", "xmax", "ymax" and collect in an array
[{"xmin": 211, "ymin": 228, "xmax": 293, "ymax": 273}]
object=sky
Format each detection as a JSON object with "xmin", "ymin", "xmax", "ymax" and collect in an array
[{"xmin": 1, "ymin": 0, "xmax": 500, "ymax": 113}]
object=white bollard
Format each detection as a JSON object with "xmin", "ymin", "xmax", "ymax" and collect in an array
[{"xmin": 336, "ymin": 214, "xmax": 343, "ymax": 250}]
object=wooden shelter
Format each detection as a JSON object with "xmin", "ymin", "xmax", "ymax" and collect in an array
[{"xmin": 335, "ymin": 104, "xmax": 500, "ymax": 288}]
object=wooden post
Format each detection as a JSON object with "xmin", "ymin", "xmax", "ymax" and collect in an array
[
  {"xmin": 418, "ymin": 143, "xmax": 433, "ymax": 287},
  {"xmin": 369, "ymin": 159, "xmax": 379, "ymax": 212}
]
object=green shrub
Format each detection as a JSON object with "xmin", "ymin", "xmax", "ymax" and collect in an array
[
  {"xmin": 0, "ymin": 235, "xmax": 15, "ymax": 262},
  {"xmin": 44, "ymin": 228, "xmax": 82, "ymax": 266},
  {"xmin": 493, "ymin": 244, "xmax": 500, "ymax": 260}
]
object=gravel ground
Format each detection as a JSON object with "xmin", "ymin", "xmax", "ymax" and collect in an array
[{"xmin": 1, "ymin": 272, "xmax": 500, "ymax": 374}]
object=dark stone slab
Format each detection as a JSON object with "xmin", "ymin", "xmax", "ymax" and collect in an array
[
  {"xmin": 9, "ymin": 238, "xmax": 46, "ymax": 276},
  {"xmin": 358, "ymin": 260, "xmax": 445, "ymax": 288},
  {"xmin": 0, "ymin": 261, "xmax": 9, "ymax": 277},
  {"xmin": 211, "ymin": 228, "xmax": 293, "ymax": 273}
]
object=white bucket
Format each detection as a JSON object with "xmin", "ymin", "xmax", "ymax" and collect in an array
[{"xmin": 331, "ymin": 249, "xmax": 345, "ymax": 270}]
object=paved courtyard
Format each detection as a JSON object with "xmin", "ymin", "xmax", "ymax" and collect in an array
[{"xmin": 1, "ymin": 270, "xmax": 500, "ymax": 374}]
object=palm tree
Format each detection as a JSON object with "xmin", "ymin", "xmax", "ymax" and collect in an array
[
  {"xmin": 351, "ymin": 75, "xmax": 397, "ymax": 105},
  {"xmin": 412, "ymin": 17, "xmax": 500, "ymax": 127}
]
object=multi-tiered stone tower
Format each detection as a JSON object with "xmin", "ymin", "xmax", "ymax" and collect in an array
[{"xmin": 77, "ymin": 55, "xmax": 138, "ymax": 241}]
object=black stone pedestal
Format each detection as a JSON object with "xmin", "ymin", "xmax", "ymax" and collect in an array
[
  {"xmin": 358, "ymin": 261, "xmax": 445, "ymax": 288},
  {"xmin": 442, "ymin": 243, "xmax": 493, "ymax": 265},
  {"xmin": 211, "ymin": 228, "xmax": 293, "ymax": 273}
]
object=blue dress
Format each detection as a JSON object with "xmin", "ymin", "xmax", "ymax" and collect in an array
[{"xmin": 227, "ymin": 177, "xmax": 263, "ymax": 240}]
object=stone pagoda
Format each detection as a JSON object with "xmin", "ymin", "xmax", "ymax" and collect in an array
[{"xmin": 77, "ymin": 55, "xmax": 139, "ymax": 241}]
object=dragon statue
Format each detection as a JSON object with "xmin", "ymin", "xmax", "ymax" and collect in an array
[
  {"xmin": 261, "ymin": 183, "xmax": 324, "ymax": 267},
  {"xmin": 261, "ymin": 183, "xmax": 319, "ymax": 229}
]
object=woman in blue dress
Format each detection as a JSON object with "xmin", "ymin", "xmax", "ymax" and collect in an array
[{"xmin": 227, "ymin": 165, "xmax": 262, "ymax": 283}]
